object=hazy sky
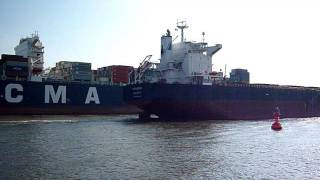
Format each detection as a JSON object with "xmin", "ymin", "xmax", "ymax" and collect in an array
[{"xmin": 1, "ymin": 0, "xmax": 320, "ymax": 86}]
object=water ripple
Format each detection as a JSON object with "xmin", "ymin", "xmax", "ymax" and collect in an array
[{"xmin": 0, "ymin": 117, "xmax": 320, "ymax": 179}]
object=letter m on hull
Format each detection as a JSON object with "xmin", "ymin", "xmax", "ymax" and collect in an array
[{"xmin": 45, "ymin": 85, "xmax": 66, "ymax": 104}]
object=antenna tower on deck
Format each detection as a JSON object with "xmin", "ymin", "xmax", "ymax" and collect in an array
[
  {"xmin": 202, "ymin": 32, "xmax": 205, "ymax": 44},
  {"xmin": 176, "ymin": 20, "xmax": 188, "ymax": 42}
]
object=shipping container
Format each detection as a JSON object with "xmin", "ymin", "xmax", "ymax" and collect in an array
[
  {"xmin": 5, "ymin": 63, "xmax": 29, "ymax": 77},
  {"xmin": 6, "ymin": 61, "xmax": 28, "ymax": 67},
  {"xmin": 1, "ymin": 54, "xmax": 28, "ymax": 62},
  {"xmin": 96, "ymin": 65, "xmax": 133, "ymax": 84},
  {"xmin": 111, "ymin": 66, "xmax": 133, "ymax": 84},
  {"xmin": 6, "ymin": 71, "xmax": 29, "ymax": 77},
  {"xmin": 54, "ymin": 61, "xmax": 92, "ymax": 81},
  {"xmin": 5, "ymin": 65, "xmax": 29, "ymax": 71},
  {"xmin": 71, "ymin": 74, "xmax": 92, "ymax": 80}
]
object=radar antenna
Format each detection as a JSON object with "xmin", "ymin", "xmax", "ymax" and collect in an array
[
  {"xmin": 202, "ymin": 32, "xmax": 205, "ymax": 43},
  {"xmin": 176, "ymin": 20, "xmax": 188, "ymax": 42}
]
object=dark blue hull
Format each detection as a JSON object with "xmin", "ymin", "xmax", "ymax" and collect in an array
[
  {"xmin": 0, "ymin": 80, "xmax": 140, "ymax": 115},
  {"xmin": 124, "ymin": 83, "xmax": 320, "ymax": 120}
]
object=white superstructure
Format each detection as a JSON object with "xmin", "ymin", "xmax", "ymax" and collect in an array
[
  {"xmin": 135, "ymin": 21, "xmax": 222, "ymax": 85},
  {"xmin": 14, "ymin": 32, "xmax": 44, "ymax": 74}
]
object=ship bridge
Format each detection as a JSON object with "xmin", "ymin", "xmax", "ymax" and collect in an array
[
  {"xmin": 14, "ymin": 32, "xmax": 44, "ymax": 75},
  {"xmin": 158, "ymin": 21, "xmax": 222, "ymax": 84}
]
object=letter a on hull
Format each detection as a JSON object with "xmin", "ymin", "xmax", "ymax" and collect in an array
[{"xmin": 85, "ymin": 87, "xmax": 100, "ymax": 104}]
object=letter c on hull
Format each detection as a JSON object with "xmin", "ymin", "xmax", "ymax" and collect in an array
[{"xmin": 5, "ymin": 84, "xmax": 23, "ymax": 103}]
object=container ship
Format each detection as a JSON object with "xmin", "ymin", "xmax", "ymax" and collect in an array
[
  {"xmin": 124, "ymin": 21, "xmax": 320, "ymax": 120},
  {"xmin": 0, "ymin": 33, "xmax": 139, "ymax": 115},
  {"xmin": 2, "ymin": 23, "xmax": 320, "ymax": 120}
]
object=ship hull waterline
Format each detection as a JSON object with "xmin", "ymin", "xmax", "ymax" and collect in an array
[
  {"xmin": 0, "ymin": 80, "xmax": 141, "ymax": 116},
  {"xmin": 124, "ymin": 84, "xmax": 320, "ymax": 120},
  {"xmin": 131, "ymin": 100, "xmax": 314, "ymax": 120}
]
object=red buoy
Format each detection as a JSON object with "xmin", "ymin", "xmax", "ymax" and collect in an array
[
  {"xmin": 271, "ymin": 121, "xmax": 282, "ymax": 130},
  {"xmin": 271, "ymin": 107, "xmax": 282, "ymax": 131}
]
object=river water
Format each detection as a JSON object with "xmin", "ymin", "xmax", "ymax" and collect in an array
[{"xmin": 0, "ymin": 115, "xmax": 320, "ymax": 179}]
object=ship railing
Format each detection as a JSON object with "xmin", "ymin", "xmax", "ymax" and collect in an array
[{"xmin": 213, "ymin": 83, "xmax": 319, "ymax": 91}]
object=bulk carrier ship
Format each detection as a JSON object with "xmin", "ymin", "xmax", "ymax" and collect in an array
[
  {"xmin": 124, "ymin": 21, "xmax": 320, "ymax": 120},
  {"xmin": 2, "ymin": 22, "xmax": 320, "ymax": 120}
]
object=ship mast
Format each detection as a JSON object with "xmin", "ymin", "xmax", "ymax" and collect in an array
[{"xmin": 176, "ymin": 21, "xmax": 188, "ymax": 42}]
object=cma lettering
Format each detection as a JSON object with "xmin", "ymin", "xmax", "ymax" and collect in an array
[
  {"xmin": 44, "ymin": 85, "xmax": 99, "ymax": 104},
  {"xmin": 85, "ymin": 87, "xmax": 100, "ymax": 104},
  {"xmin": 5, "ymin": 84, "xmax": 23, "ymax": 103},
  {"xmin": 3, "ymin": 84, "xmax": 101, "ymax": 105},
  {"xmin": 45, "ymin": 85, "xmax": 66, "ymax": 104}
]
